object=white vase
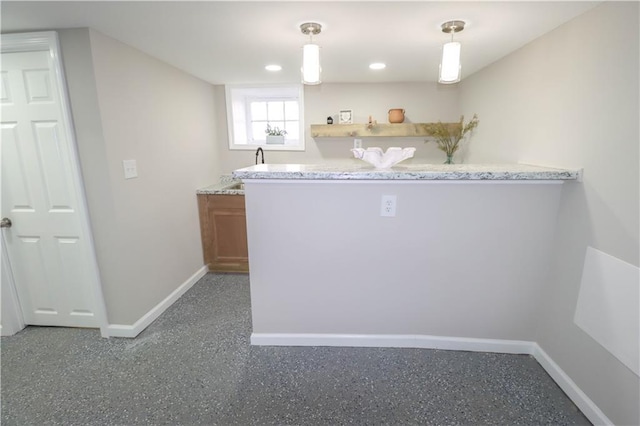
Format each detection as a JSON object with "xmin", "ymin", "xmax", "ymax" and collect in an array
[{"xmin": 266, "ymin": 135, "xmax": 284, "ymax": 145}]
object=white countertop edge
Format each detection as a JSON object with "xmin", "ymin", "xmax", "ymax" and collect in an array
[
  {"xmin": 232, "ymin": 163, "xmax": 581, "ymax": 181},
  {"xmin": 518, "ymin": 162, "xmax": 584, "ymax": 182},
  {"xmin": 241, "ymin": 179, "xmax": 566, "ymax": 185}
]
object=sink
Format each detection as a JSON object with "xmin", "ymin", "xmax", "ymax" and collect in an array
[{"xmin": 226, "ymin": 182, "xmax": 244, "ymax": 190}]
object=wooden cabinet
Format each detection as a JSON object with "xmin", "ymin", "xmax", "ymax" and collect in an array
[{"xmin": 197, "ymin": 194, "xmax": 248, "ymax": 273}]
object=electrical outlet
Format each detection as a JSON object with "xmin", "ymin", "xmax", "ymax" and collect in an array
[
  {"xmin": 123, "ymin": 160, "xmax": 138, "ymax": 179},
  {"xmin": 380, "ymin": 195, "xmax": 396, "ymax": 217}
]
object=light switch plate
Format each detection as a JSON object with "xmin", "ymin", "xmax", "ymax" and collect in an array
[{"xmin": 123, "ymin": 160, "xmax": 138, "ymax": 179}]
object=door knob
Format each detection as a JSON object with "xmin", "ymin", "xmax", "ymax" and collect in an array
[{"xmin": 1, "ymin": 217, "xmax": 12, "ymax": 228}]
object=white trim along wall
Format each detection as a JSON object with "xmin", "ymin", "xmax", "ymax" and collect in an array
[
  {"xmin": 251, "ymin": 333, "xmax": 612, "ymax": 425},
  {"xmin": 107, "ymin": 266, "xmax": 207, "ymax": 338}
]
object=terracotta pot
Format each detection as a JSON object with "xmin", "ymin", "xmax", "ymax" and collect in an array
[{"xmin": 388, "ymin": 108, "xmax": 405, "ymax": 123}]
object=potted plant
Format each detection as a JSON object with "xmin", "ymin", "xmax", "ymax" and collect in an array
[
  {"xmin": 426, "ymin": 114, "xmax": 479, "ymax": 164},
  {"xmin": 265, "ymin": 125, "xmax": 287, "ymax": 145}
]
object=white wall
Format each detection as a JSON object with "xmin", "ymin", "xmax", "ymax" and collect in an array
[
  {"xmin": 245, "ymin": 180, "xmax": 563, "ymax": 341},
  {"xmin": 59, "ymin": 29, "xmax": 218, "ymax": 325},
  {"xmin": 213, "ymin": 82, "xmax": 460, "ymax": 177},
  {"xmin": 460, "ymin": 3, "xmax": 639, "ymax": 425}
]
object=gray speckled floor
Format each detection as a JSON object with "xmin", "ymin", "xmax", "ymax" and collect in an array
[{"xmin": 1, "ymin": 273, "xmax": 590, "ymax": 425}]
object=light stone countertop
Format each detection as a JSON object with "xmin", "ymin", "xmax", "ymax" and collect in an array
[
  {"xmin": 232, "ymin": 163, "xmax": 581, "ymax": 181},
  {"xmin": 196, "ymin": 176, "xmax": 244, "ymax": 195}
]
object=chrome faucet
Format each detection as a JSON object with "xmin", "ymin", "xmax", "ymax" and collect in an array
[{"xmin": 255, "ymin": 147, "xmax": 264, "ymax": 165}]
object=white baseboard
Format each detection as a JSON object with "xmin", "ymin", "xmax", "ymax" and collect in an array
[
  {"xmin": 106, "ymin": 266, "xmax": 208, "ymax": 338},
  {"xmin": 532, "ymin": 343, "xmax": 613, "ymax": 426},
  {"xmin": 251, "ymin": 333, "xmax": 610, "ymax": 426},
  {"xmin": 251, "ymin": 332, "xmax": 536, "ymax": 354}
]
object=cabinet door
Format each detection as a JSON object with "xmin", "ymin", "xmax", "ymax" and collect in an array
[
  {"xmin": 212, "ymin": 206, "xmax": 248, "ymax": 265},
  {"xmin": 198, "ymin": 194, "xmax": 248, "ymax": 273}
]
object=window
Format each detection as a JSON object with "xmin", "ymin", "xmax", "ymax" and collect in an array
[{"xmin": 225, "ymin": 84, "xmax": 305, "ymax": 151}]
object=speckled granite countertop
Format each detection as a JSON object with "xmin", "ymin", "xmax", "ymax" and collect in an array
[
  {"xmin": 197, "ymin": 175, "xmax": 244, "ymax": 195},
  {"xmin": 232, "ymin": 163, "xmax": 581, "ymax": 181}
]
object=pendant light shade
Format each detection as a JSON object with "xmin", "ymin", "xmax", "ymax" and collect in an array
[
  {"xmin": 300, "ymin": 22, "xmax": 322, "ymax": 85},
  {"xmin": 439, "ymin": 41, "xmax": 461, "ymax": 84},
  {"xmin": 302, "ymin": 42, "xmax": 321, "ymax": 84},
  {"xmin": 438, "ymin": 20, "xmax": 465, "ymax": 85}
]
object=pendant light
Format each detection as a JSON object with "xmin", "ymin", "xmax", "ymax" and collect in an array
[
  {"xmin": 439, "ymin": 20, "xmax": 465, "ymax": 84},
  {"xmin": 300, "ymin": 22, "xmax": 322, "ymax": 85}
]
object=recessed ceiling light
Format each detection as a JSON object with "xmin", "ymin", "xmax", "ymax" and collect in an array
[
  {"xmin": 265, "ymin": 64, "xmax": 282, "ymax": 72},
  {"xmin": 369, "ymin": 62, "xmax": 386, "ymax": 70}
]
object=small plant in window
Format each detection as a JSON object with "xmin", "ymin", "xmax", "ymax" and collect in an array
[
  {"xmin": 265, "ymin": 125, "xmax": 287, "ymax": 136},
  {"xmin": 265, "ymin": 124, "xmax": 287, "ymax": 145}
]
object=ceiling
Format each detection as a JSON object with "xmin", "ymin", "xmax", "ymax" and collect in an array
[{"xmin": 1, "ymin": 1, "xmax": 600, "ymax": 85}]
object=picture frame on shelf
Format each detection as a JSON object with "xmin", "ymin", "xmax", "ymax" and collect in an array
[{"xmin": 339, "ymin": 109, "xmax": 353, "ymax": 124}]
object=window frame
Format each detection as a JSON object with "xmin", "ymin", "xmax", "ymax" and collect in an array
[{"xmin": 225, "ymin": 84, "xmax": 305, "ymax": 151}]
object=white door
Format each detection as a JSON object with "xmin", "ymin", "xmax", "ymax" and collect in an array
[{"xmin": 1, "ymin": 32, "xmax": 106, "ymax": 330}]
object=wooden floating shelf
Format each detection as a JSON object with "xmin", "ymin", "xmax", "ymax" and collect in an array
[{"xmin": 310, "ymin": 122, "xmax": 461, "ymax": 138}]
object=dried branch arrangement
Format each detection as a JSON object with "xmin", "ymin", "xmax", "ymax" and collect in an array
[{"xmin": 426, "ymin": 114, "xmax": 479, "ymax": 163}]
